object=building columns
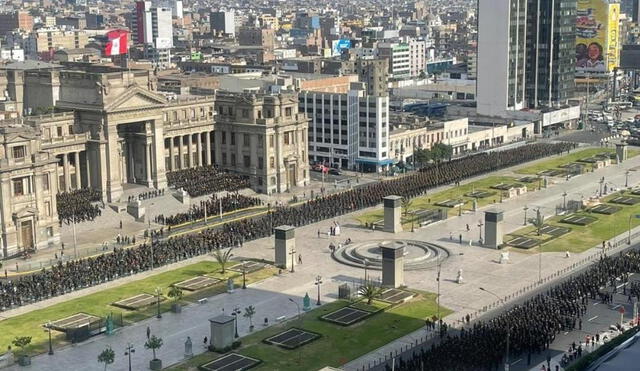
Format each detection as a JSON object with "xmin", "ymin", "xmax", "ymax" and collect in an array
[
  {"xmin": 145, "ymin": 142, "xmax": 153, "ymax": 187},
  {"xmin": 62, "ymin": 153, "xmax": 70, "ymax": 192},
  {"xmin": 177, "ymin": 136, "xmax": 183, "ymax": 170},
  {"xmin": 127, "ymin": 140, "xmax": 135, "ymax": 183},
  {"xmin": 196, "ymin": 132, "xmax": 203, "ymax": 167},
  {"xmin": 205, "ymin": 131, "xmax": 212, "ymax": 166},
  {"xmin": 168, "ymin": 137, "xmax": 174, "ymax": 171},
  {"xmin": 84, "ymin": 150, "xmax": 91, "ymax": 188},
  {"xmin": 74, "ymin": 151, "xmax": 81, "ymax": 190},
  {"xmin": 187, "ymin": 134, "xmax": 193, "ymax": 168}
]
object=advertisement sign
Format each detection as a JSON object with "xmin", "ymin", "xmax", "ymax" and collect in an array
[
  {"xmin": 576, "ymin": 0, "xmax": 620, "ymax": 74},
  {"xmin": 332, "ymin": 39, "xmax": 351, "ymax": 56}
]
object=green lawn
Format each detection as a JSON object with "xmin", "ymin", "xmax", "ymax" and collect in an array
[
  {"xmin": 507, "ymin": 193, "xmax": 640, "ymax": 253},
  {"xmin": 168, "ymin": 292, "xmax": 451, "ymax": 371},
  {"xmin": 356, "ymin": 175, "xmax": 530, "ymax": 227},
  {"xmin": 0, "ymin": 260, "xmax": 276, "ymax": 355},
  {"xmin": 515, "ymin": 148, "xmax": 640, "ymax": 175}
]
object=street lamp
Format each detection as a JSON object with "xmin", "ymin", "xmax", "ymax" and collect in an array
[
  {"xmin": 562, "ymin": 191, "xmax": 568, "ymax": 211},
  {"xmin": 314, "ymin": 275, "xmax": 323, "ymax": 305},
  {"xmin": 45, "ymin": 322, "xmax": 53, "ymax": 355},
  {"xmin": 364, "ymin": 258, "xmax": 369, "ymax": 281},
  {"xmin": 626, "ymin": 170, "xmax": 631, "ymax": 188},
  {"xmin": 477, "ymin": 220, "xmax": 484, "ymax": 243},
  {"xmin": 288, "ymin": 298, "xmax": 301, "ymax": 325},
  {"xmin": 232, "ymin": 307, "xmax": 241, "ymax": 338},
  {"xmin": 289, "ymin": 248, "xmax": 297, "ymax": 273},
  {"xmin": 436, "ymin": 256, "xmax": 442, "ymax": 336},
  {"xmin": 479, "ymin": 287, "xmax": 509, "ymax": 371},
  {"xmin": 242, "ymin": 261, "xmax": 247, "ymax": 289},
  {"xmin": 124, "ymin": 343, "xmax": 135, "ymax": 371},
  {"xmin": 523, "ymin": 205, "xmax": 529, "ymax": 226},
  {"xmin": 155, "ymin": 287, "xmax": 162, "ymax": 319}
]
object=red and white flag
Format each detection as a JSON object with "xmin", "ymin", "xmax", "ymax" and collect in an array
[{"xmin": 105, "ymin": 30, "xmax": 128, "ymax": 56}]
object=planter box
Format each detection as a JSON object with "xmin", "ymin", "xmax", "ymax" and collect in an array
[
  {"xmin": 149, "ymin": 358, "xmax": 162, "ymax": 370},
  {"xmin": 17, "ymin": 355, "xmax": 31, "ymax": 366},
  {"xmin": 171, "ymin": 303, "xmax": 182, "ymax": 313}
]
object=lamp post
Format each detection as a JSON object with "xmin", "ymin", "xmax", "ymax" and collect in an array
[
  {"xmin": 242, "ymin": 261, "xmax": 247, "ymax": 289},
  {"xmin": 45, "ymin": 322, "xmax": 53, "ymax": 355},
  {"xmin": 124, "ymin": 343, "xmax": 135, "ymax": 371},
  {"xmin": 599, "ymin": 177, "xmax": 605, "ymax": 197},
  {"xmin": 232, "ymin": 307, "xmax": 241, "ymax": 338},
  {"xmin": 155, "ymin": 287, "xmax": 162, "ymax": 319},
  {"xmin": 477, "ymin": 220, "xmax": 484, "ymax": 243},
  {"xmin": 436, "ymin": 256, "xmax": 442, "ymax": 335},
  {"xmin": 562, "ymin": 191, "xmax": 568, "ymax": 211},
  {"xmin": 289, "ymin": 248, "xmax": 297, "ymax": 273},
  {"xmin": 480, "ymin": 287, "xmax": 510, "ymax": 371},
  {"xmin": 288, "ymin": 298, "xmax": 301, "ymax": 326},
  {"xmin": 315, "ymin": 275, "xmax": 323, "ymax": 305},
  {"xmin": 523, "ymin": 205, "xmax": 529, "ymax": 226}
]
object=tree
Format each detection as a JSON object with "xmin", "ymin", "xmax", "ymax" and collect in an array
[
  {"xmin": 431, "ymin": 143, "xmax": 453, "ymax": 163},
  {"xmin": 401, "ymin": 197, "xmax": 413, "ymax": 217},
  {"xmin": 98, "ymin": 346, "xmax": 115, "ymax": 371},
  {"xmin": 167, "ymin": 286, "xmax": 183, "ymax": 302},
  {"xmin": 413, "ymin": 148, "xmax": 431, "ymax": 168},
  {"xmin": 212, "ymin": 248, "xmax": 234, "ymax": 273},
  {"xmin": 358, "ymin": 280, "xmax": 384, "ymax": 305},
  {"xmin": 12, "ymin": 336, "xmax": 31, "ymax": 357},
  {"xmin": 144, "ymin": 335, "xmax": 163, "ymax": 361},
  {"xmin": 530, "ymin": 208, "xmax": 545, "ymax": 236},
  {"xmin": 243, "ymin": 305, "xmax": 256, "ymax": 330}
]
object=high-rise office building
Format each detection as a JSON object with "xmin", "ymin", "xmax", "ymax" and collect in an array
[
  {"xmin": 210, "ymin": 11, "xmax": 235, "ymax": 36},
  {"xmin": 131, "ymin": 1, "xmax": 173, "ymax": 67},
  {"xmin": 525, "ymin": 0, "xmax": 577, "ymax": 108},
  {"xmin": 477, "ymin": 0, "xmax": 527, "ymax": 116},
  {"xmin": 355, "ymin": 58, "xmax": 389, "ymax": 96}
]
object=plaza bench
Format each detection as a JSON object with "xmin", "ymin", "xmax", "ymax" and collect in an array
[
  {"xmin": 197, "ymin": 298, "xmax": 208, "ymax": 304},
  {"xmin": 276, "ymin": 315, "xmax": 286, "ymax": 322}
]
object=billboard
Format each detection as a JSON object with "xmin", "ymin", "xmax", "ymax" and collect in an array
[
  {"xmin": 576, "ymin": 0, "xmax": 620, "ymax": 74},
  {"xmin": 332, "ymin": 39, "xmax": 351, "ymax": 56}
]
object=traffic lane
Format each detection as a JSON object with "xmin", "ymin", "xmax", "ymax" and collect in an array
[{"xmin": 309, "ymin": 170, "xmax": 353, "ymax": 183}]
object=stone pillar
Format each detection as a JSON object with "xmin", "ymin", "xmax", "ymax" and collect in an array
[
  {"xmin": 63, "ymin": 153, "xmax": 70, "ymax": 191},
  {"xmin": 208, "ymin": 315, "xmax": 235, "ymax": 351},
  {"xmin": 214, "ymin": 131, "xmax": 222, "ymax": 165},
  {"xmin": 274, "ymin": 225, "xmax": 295, "ymax": 270},
  {"xmin": 177, "ymin": 135, "xmax": 183, "ymax": 170},
  {"xmin": 74, "ymin": 151, "xmax": 81, "ymax": 190},
  {"xmin": 196, "ymin": 132, "xmax": 203, "ymax": 167},
  {"xmin": 383, "ymin": 195, "xmax": 403, "ymax": 233},
  {"xmin": 145, "ymin": 142, "xmax": 153, "ymax": 187},
  {"xmin": 616, "ymin": 143, "xmax": 628, "ymax": 163},
  {"xmin": 381, "ymin": 241, "xmax": 404, "ymax": 288},
  {"xmin": 205, "ymin": 131, "xmax": 212, "ymax": 165},
  {"xmin": 187, "ymin": 133, "xmax": 193, "ymax": 168},
  {"xmin": 168, "ymin": 137, "xmax": 174, "ymax": 171},
  {"xmin": 484, "ymin": 210, "xmax": 504, "ymax": 249},
  {"xmin": 127, "ymin": 140, "xmax": 135, "ymax": 183}
]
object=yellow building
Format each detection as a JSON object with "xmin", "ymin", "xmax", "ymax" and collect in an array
[{"xmin": 576, "ymin": 0, "xmax": 620, "ymax": 74}]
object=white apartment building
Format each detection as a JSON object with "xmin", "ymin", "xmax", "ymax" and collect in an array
[
  {"xmin": 299, "ymin": 83, "xmax": 391, "ymax": 172},
  {"xmin": 132, "ymin": 1, "xmax": 173, "ymax": 68},
  {"xmin": 378, "ymin": 42, "xmax": 411, "ymax": 79}
]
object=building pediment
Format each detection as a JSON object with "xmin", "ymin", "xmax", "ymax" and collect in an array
[
  {"xmin": 4, "ymin": 133, "xmax": 35, "ymax": 143},
  {"xmin": 13, "ymin": 207, "xmax": 38, "ymax": 220},
  {"xmin": 104, "ymin": 87, "xmax": 168, "ymax": 113}
]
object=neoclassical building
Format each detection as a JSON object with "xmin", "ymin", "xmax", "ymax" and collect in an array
[{"xmin": 0, "ymin": 65, "xmax": 309, "ymax": 258}]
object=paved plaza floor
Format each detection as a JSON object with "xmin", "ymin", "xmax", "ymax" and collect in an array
[{"xmin": 5, "ymin": 147, "xmax": 640, "ymax": 370}]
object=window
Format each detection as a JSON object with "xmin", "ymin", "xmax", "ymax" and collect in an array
[
  {"xmin": 285, "ymin": 107, "xmax": 292, "ymax": 116},
  {"xmin": 243, "ymin": 155, "xmax": 250, "ymax": 168},
  {"xmin": 258, "ymin": 157, "xmax": 264, "ymax": 169},
  {"xmin": 231, "ymin": 154, "xmax": 236, "ymax": 166},
  {"xmin": 243, "ymin": 134, "xmax": 250, "ymax": 147},
  {"xmin": 68, "ymin": 125, "xmax": 74, "ymax": 135},
  {"xmin": 191, "ymin": 109, "xmax": 195, "ymax": 119},
  {"xmin": 173, "ymin": 111, "xmax": 178, "ymax": 120},
  {"xmin": 230, "ymin": 133, "xmax": 236, "ymax": 146},
  {"xmin": 269, "ymin": 135, "xmax": 274, "ymax": 148},
  {"xmin": 270, "ymin": 156, "xmax": 275, "ymax": 169},
  {"xmin": 12, "ymin": 146, "xmax": 25, "ymax": 159},
  {"xmin": 221, "ymin": 131, "xmax": 226, "ymax": 144},
  {"xmin": 228, "ymin": 106, "xmax": 234, "ymax": 115},
  {"xmin": 258, "ymin": 135, "xmax": 263, "ymax": 148},
  {"xmin": 42, "ymin": 174, "xmax": 49, "ymax": 191},
  {"xmin": 284, "ymin": 132, "xmax": 290, "ymax": 145},
  {"xmin": 57, "ymin": 127, "xmax": 63, "ymax": 137},
  {"xmin": 13, "ymin": 178, "xmax": 24, "ymax": 196}
]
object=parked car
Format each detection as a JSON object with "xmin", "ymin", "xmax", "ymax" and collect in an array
[
  {"xmin": 328, "ymin": 168, "xmax": 342, "ymax": 176},
  {"xmin": 311, "ymin": 164, "xmax": 324, "ymax": 172}
]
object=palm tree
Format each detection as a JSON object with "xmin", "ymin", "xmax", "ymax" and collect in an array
[
  {"xmin": 243, "ymin": 305, "xmax": 256, "ymax": 331},
  {"xmin": 144, "ymin": 335, "xmax": 163, "ymax": 361},
  {"xmin": 98, "ymin": 346, "xmax": 115, "ymax": 371},
  {"xmin": 401, "ymin": 197, "xmax": 413, "ymax": 217},
  {"xmin": 358, "ymin": 280, "xmax": 384, "ymax": 305},
  {"xmin": 212, "ymin": 248, "xmax": 234, "ymax": 274}
]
